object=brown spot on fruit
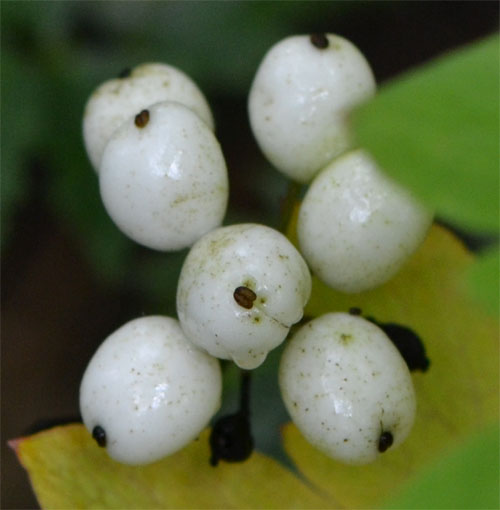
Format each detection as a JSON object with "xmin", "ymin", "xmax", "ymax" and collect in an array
[
  {"xmin": 310, "ymin": 33, "xmax": 329, "ymax": 49},
  {"xmin": 234, "ymin": 286, "xmax": 257, "ymax": 309},
  {"xmin": 135, "ymin": 109, "xmax": 150, "ymax": 128}
]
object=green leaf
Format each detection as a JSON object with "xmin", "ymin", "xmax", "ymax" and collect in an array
[
  {"xmin": 466, "ymin": 247, "xmax": 500, "ymax": 317},
  {"xmin": 384, "ymin": 423, "xmax": 500, "ymax": 509},
  {"xmin": 283, "ymin": 222, "xmax": 499, "ymax": 508},
  {"xmin": 10, "ymin": 426, "xmax": 329, "ymax": 509},
  {"xmin": 353, "ymin": 34, "xmax": 499, "ymax": 232},
  {"xmin": 0, "ymin": 50, "xmax": 49, "ymax": 250}
]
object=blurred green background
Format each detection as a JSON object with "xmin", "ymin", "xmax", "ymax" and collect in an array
[{"xmin": 2, "ymin": 2, "xmax": 498, "ymax": 508}]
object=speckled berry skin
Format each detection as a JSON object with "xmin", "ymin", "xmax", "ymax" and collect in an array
[
  {"xmin": 79, "ymin": 316, "xmax": 222, "ymax": 465},
  {"xmin": 279, "ymin": 312, "xmax": 416, "ymax": 464},
  {"xmin": 176, "ymin": 224, "xmax": 312, "ymax": 369},
  {"xmin": 297, "ymin": 150, "xmax": 432, "ymax": 293},
  {"xmin": 99, "ymin": 101, "xmax": 228, "ymax": 251},
  {"xmin": 83, "ymin": 62, "xmax": 214, "ymax": 171},
  {"xmin": 248, "ymin": 34, "xmax": 376, "ymax": 183}
]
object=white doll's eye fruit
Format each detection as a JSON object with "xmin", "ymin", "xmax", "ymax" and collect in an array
[
  {"xmin": 79, "ymin": 316, "xmax": 222, "ymax": 465},
  {"xmin": 248, "ymin": 34, "xmax": 376, "ymax": 183},
  {"xmin": 176, "ymin": 223, "xmax": 312, "ymax": 369},
  {"xmin": 99, "ymin": 101, "xmax": 228, "ymax": 251},
  {"xmin": 297, "ymin": 149, "xmax": 433, "ymax": 293},
  {"xmin": 83, "ymin": 62, "xmax": 214, "ymax": 171},
  {"xmin": 279, "ymin": 312, "xmax": 416, "ymax": 465}
]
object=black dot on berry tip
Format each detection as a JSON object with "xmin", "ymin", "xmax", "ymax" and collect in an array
[
  {"xmin": 118, "ymin": 67, "xmax": 131, "ymax": 79},
  {"xmin": 92, "ymin": 425, "xmax": 107, "ymax": 447},
  {"xmin": 378, "ymin": 431, "xmax": 393, "ymax": 453},
  {"xmin": 310, "ymin": 33, "xmax": 329, "ymax": 49}
]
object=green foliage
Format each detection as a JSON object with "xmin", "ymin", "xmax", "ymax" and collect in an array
[
  {"xmin": 385, "ymin": 423, "xmax": 500, "ymax": 509},
  {"xmin": 466, "ymin": 247, "xmax": 500, "ymax": 317},
  {"xmin": 353, "ymin": 34, "xmax": 499, "ymax": 233},
  {"xmin": 353, "ymin": 33, "xmax": 500, "ymax": 316},
  {"xmin": 1, "ymin": 50, "xmax": 48, "ymax": 246}
]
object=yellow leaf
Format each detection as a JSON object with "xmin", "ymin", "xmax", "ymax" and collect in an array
[
  {"xmin": 282, "ymin": 223, "xmax": 499, "ymax": 508},
  {"xmin": 10, "ymin": 425, "xmax": 329, "ymax": 509}
]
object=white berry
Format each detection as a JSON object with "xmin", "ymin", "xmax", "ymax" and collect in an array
[
  {"xmin": 279, "ymin": 312, "xmax": 416, "ymax": 465},
  {"xmin": 176, "ymin": 224, "xmax": 312, "ymax": 369},
  {"xmin": 83, "ymin": 62, "xmax": 214, "ymax": 171},
  {"xmin": 79, "ymin": 316, "xmax": 222, "ymax": 465},
  {"xmin": 297, "ymin": 149, "xmax": 432, "ymax": 293},
  {"xmin": 99, "ymin": 101, "xmax": 228, "ymax": 251},
  {"xmin": 248, "ymin": 34, "xmax": 376, "ymax": 183}
]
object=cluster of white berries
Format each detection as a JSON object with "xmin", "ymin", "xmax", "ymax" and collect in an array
[
  {"xmin": 83, "ymin": 63, "xmax": 227, "ymax": 251},
  {"xmin": 79, "ymin": 34, "xmax": 432, "ymax": 468}
]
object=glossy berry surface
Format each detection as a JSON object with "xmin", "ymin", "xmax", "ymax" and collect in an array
[
  {"xmin": 176, "ymin": 223, "xmax": 312, "ymax": 369},
  {"xmin": 79, "ymin": 316, "xmax": 222, "ymax": 465},
  {"xmin": 297, "ymin": 149, "xmax": 432, "ymax": 293},
  {"xmin": 83, "ymin": 62, "xmax": 214, "ymax": 171},
  {"xmin": 248, "ymin": 34, "xmax": 376, "ymax": 183},
  {"xmin": 99, "ymin": 101, "xmax": 228, "ymax": 251},
  {"xmin": 279, "ymin": 312, "xmax": 416, "ymax": 464}
]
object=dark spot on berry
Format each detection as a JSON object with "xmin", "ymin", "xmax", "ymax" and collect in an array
[
  {"xmin": 310, "ymin": 33, "xmax": 329, "ymax": 49},
  {"xmin": 92, "ymin": 425, "xmax": 106, "ymax": 447},
  {"xmin": 367, "ymin": 317, "xmax": 430, "ymax": 372},
  {"xmin": 349, "ymin": 307, "xmax": 362, "ymax": 316},
  {"xmin": 118, "ymin": 67, "xmax": 131, "ymax": 79},
  {"xmin": 234, "ymin": 286, "xmax": 257, "ymax": 309},
  {"xmin": 135, "ymin": 109, "xmax": 150, "ymax": 128},
  {"xmin": 378, "ymin": 431, "xmax": 393, "ymax": 452}
]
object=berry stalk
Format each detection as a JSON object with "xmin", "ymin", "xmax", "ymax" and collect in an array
[{"xmin": 209, "ymin": 368, "xmax": 254, "ymax": 466}]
